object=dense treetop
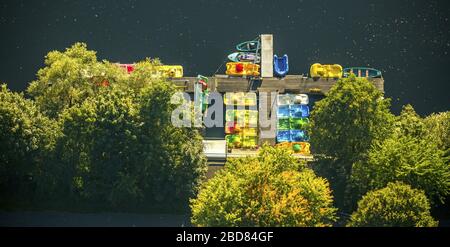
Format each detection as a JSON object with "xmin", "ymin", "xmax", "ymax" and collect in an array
[
  {"xmin": 191, "ymin": 145, "xmax": 337, "ymax": 227},
  {"xmin": 347, "ymin": 182, "xmax": 438, "ymax": 227}
]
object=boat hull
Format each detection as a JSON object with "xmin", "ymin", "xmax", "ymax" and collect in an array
[
  {"xmin": 276, "ymin": 142, "xmax": 311, "ymax": 155},
  {"xmin": 310, "ymin": 63, "xmax": 343, "ymax": 79},
  {"xmin": 228, "ymin": 52, "xmax": 260, "ymax": 63},
  {"xmin": 274, "ymin": 54, "xmax": 289, "ymax": 77},
  {"xmin": 343, "ymin": 67, "xmax": 382, "ymax": 78},
  {"xmin": 226, "ymin": 62, "xmax": 260, "ymax": 77},
  {"xmin": 236, "ymin": 40, "xmax": 260, "ymax": 52},
  {"xmin": 145, "ymin": 65, "xmax": 183, "ymax": 78}
]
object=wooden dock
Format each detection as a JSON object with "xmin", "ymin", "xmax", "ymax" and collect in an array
[
  {"xmin": 172, "ymin": 74, "xmax": 385, "ymax": 175},
  {"xmin": 170, "ymin": 74, "xmax": 384, "ymax": 95}
]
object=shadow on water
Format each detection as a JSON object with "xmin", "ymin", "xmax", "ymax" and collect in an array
[{"xmin": 0, "ymin": 211, "xmax": 190, "ymax": 227}]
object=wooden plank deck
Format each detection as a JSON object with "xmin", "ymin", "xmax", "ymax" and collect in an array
[{"xmin": 170, "ymin": 75, "xmax": 384, "ymax": 94}]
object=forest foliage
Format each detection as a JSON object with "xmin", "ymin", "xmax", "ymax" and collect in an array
[
  {"xmin": 347, "ymin": 182, "xmax": 438, "ymax": 227},
  {"xmin": 0, "ymin": 43, "xmax": 448, "ymax": 226},
  {"xmin": 190, "ymin": 145, "xmax": 337, "ymax": 227},
  {"xmin": 309, "ymin": 76, "xmax": 449, "ymax": 225},
  {"xmin": 0, "ymin": 43, "xmax": 207, "ymax": 211}
]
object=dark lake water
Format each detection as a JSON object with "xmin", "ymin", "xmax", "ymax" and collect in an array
[
  {"xmin": 0, "ymin": 211, "xmax": 190, "ymax": 227},
  {"xmin": 1, "ymin": 211, "xmax": 448, "ymax": 227},
  {"xmin": 1, "ymin": 0, "xmax": 449, "ymax": 115}
]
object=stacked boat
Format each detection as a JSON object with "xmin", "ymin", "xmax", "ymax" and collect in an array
[
  {"xmin": 276, "ymin": 94, "xmax": 311, "ymax": 155},
  {"xmin": 226, "ymin": 37, "xmax": 290, "ymax": 78},
  {"xmin": 226, "ymin": 39, "xmax": 261, "ymax": 77},
  {"xmin": 224, "ymin": 92, "xmax": 259, "ymax": 149}
]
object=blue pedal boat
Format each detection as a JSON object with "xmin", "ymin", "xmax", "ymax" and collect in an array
[
  {"xmin": 290, "ymin": 130, "xmax": 309, "ymax": 142},
  {"xmin": 276, "ymin": 130, "xmax": 291, "ymax": 143},
  {"xmin": 277, "ymin": 105, "xmax": 290, "ymax": 118},
  {"xmin": 290, "ymin": 105, "xmax": 310, "ymax": 118},
  {"xmin": 274, "ymin": 54, "xmax": 289, "ymax": 77}
]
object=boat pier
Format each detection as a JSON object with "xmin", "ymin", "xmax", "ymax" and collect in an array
[
  {"xmin": 169, "ymin": 34, "xmax": 385, "ymax": 176},
  {"xmin": 170, "ymin": 75, "xmax": 384, "ymax": 177},
  {"xmin": 171, "ymin": 75, "xmax": 384, "ymax": 95}
]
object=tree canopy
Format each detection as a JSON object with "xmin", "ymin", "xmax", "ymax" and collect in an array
[
  {"xmin": 309, "ymin": 75, "xmax": 394, "ymax": 208},
  {"xmin": 137, "ymin": 80, "xmax": 207, "ymax": 207},
  {"xmin": 2, "ymin": 42, "xmax": 449, "ymax": 225},
  {"xmin": 0, "ymin": 84, "xmax": 60, "ymax": 202},
  {"xmin": 190, "ymin": 145, "xmax": 337, "ymax": 227},
  {"xmin": 27, "ymin": 43, "xmax": 129, "ymax": 118},
  {"xmin": 349, "ymin": 105, "xmax": 450, "ymax": 206},
  {"xmin": 57, "ymin": 87, "xmax": 142, "ymax": 206},
  {"xmin": 347, "ymin": 182, "xmax": 438, "ymax": 227},
  {"xmin": 1, "ymin": 43, "xmax": 207, "ymax": 212},
  {"xmin": 394, "ymin": 104, "xmax": 427, "ymax": 138},
  {"xmin": 55, "ymin": 70, "xmax": 207, "ymax": 210},
  {"xmin": 310, "ymin": 75, "xmax": 393, "ymax": 163},
  {"xmin": 424, "ymin": 111, "xmax": 450, "ymax": 157}
]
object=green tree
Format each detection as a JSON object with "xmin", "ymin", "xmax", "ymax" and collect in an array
[
  {"xmin": 350, "ymin": 105, "xmax": 450, "ymax": 206},
  {"xmin": 424, "ymin": 111, "xmax": 450, "ymax": 157},
  {"xmin": 394, "ymin": 104, "xmax": 427, "ymax": 138},
  {"xmin": 347, "ymin": 182, "xmax": 438, "ymax": 227},
  {"xmin": 4, "ymin": 43, "xmax": 206, "ymax": 211},
  {"xmin": 0, "ymin": 84, "xmax": 60, "ymax": 203},
  {"xmin": 57, "ymin": 78, "xmax": 207, "ymax": 210},
  {"xmin": 190, "ymin": 145, "xmax": 337, "ymax": 227},
  {"xmin": 137, "ymin": 79, "xmax": 207, "ymax": 208},
  {"xmin": 27, "ymin": 42, "xmax": 128, "ymax": 118},
  {"xmin": 57, "ymin": 87, "xmax": 142, "ymax": 207},
  {"xmin": 309, "ymin": 75, "xmax": 394, "ymax": 207},
  {"xmin": 124, "ymin": 58, "xmax": 163, "ymax": 92}
]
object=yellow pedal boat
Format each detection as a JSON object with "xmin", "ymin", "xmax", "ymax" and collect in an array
[
  {"xmin": 224, "ymin": 92, "xmax": 257, "ymax": 106},
  {"xmin": 310, "ymin": 63, "xmax": 343, "ymax": 79},
  {"xmin": 154, "ymin": 65, "xmax": 183, "ymax": 78}
]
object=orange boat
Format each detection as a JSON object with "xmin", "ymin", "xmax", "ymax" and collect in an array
[
  {"xmin": 276, "ymin": 142, "xmax": 311, "ymax": 155},
  {"xmin": 226, "ymin": 62, "xmax": 260, "ymax": 77}
]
